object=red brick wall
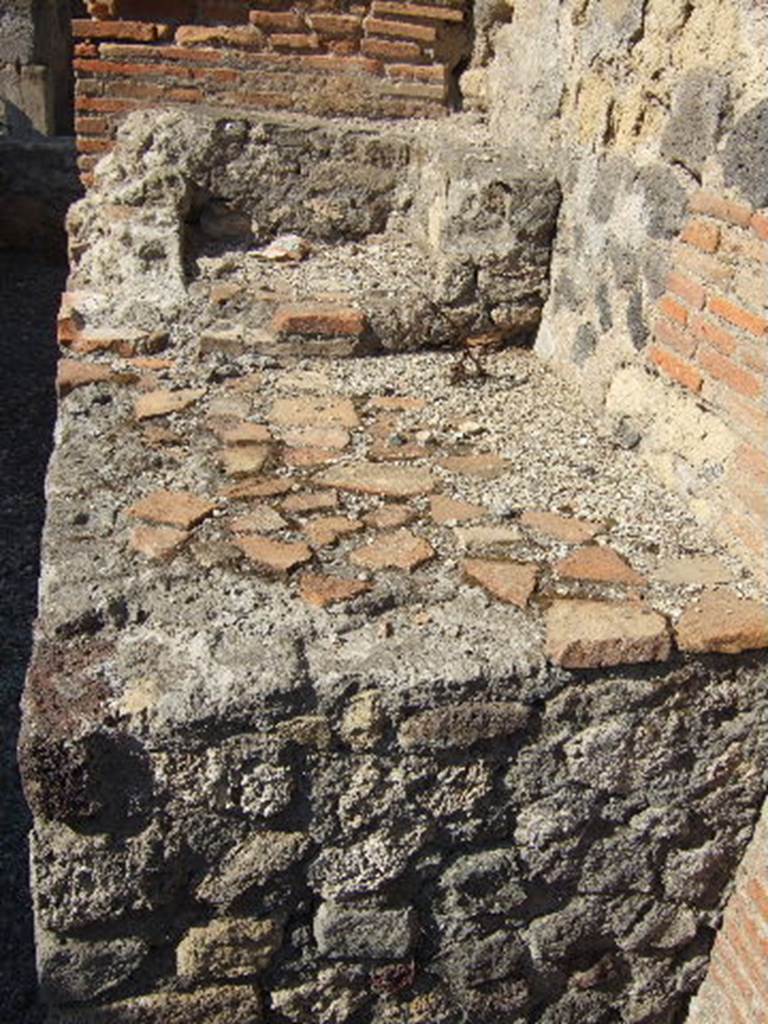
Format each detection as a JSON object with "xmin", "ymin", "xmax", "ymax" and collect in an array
[
  {"xmin": 73, "ymin": 0, "xmax": 468, "ymax": 183},
  {"xmin": 687, "ymin": 806, "xmax": 768, "ymax": 1023},
  {"xmin": 648, "ymin": 191, "xmax": 768, "ymax": 569}
]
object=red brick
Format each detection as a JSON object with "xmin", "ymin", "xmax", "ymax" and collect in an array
[
  {"xmin": 718, "ymin": 510, "xmax": 767, "ymax": 566},
  {"xmin": 666, "ymin": 271, "xmax": 705, "ymax": 309},
  {"xmin": 699, "ymin": 346, "xmax": 764, "ymax": 399},
  {"xmin": 77, "ymin": 137, "xmax": 111, "ymax": 154},
  {"xmin": 716, "ymin": 389, "xmax": 768, "ymax": 443},
  {"xmin": 99, "ymin": 43, "xmax": 231, "ymax": 64},
  {"xmin": 658, "ymin": 295, "xmax": 688, "ymax": 325},
  {"xmin": 364, "ymin": 15, "xmax": 437, "ymax": 41},
  {"xmin": 681, "ymin": 217, "xmax": 720, "ymax": 253},
  {"xmin": 648, "ymin": 345, "xmax": 703, "ymax": 392},
  {"xmin": 719, "ymin": 225, "xmax": 766, "ymax": 263},
  {"xmin": 689, "ymin": 314, "xmax": 737, "ymax": 355},
  {"xmin": 706, "ymin": 956, "xmax": 751, "ymax": 1024},
  {"xmin": 386, "ymin": 62, "xmax": 447, "ymax": 82},
  {"xmin": 746, "ymin": 877, "xmax": 768, "ymax": 927},
  {"xmin": 74, "ymin": 42, "xmax": 99, "ymax": 57},
  {"xmin": 249, "ymin": 9, "xmax": 305, "ymax": 30},
  {"xmin": 72, "ymin": 19, "xmax": 156, "ymax": 41},
  {"xmin": 751, "ymin": 212, "xmax": 768, "ymax": 242},
  {"xmin": 307, "ymin": 13, "xmax": 362, "ymax": 35},
  {"xmin": 654, "ymin": 316, "xmax": 697, "ymax": 357},
  {"xmin": 708, "ymin": 295, "xmax": 768, "ymax": 338},
  {"xmin": 674, "ymin": 246, "xmax": 734, "ymax": 288},
  {"xmin": 361, "ymin": 36, "xmax": 422, "ymax": 60},
  {"xmin": 75, "ymin": 96, "xmax": 141, "ymax": 113},
  {"xmin": 736, "ymin": 336, "xmax": 768, "ymax": 375},
  {"xmin": 273, "ymin": 303, "xmax": 367, "ymax": 337},
  {"xmin": 690, "ymin": 190, "xmax": 754, "ymax": 227},
  {"xmin": 75, "ymin": 115, "xmax": 109, "ymax": 135},
  {"xmin": 299, "ymin": 53, "xmax": 382, "ymax": 75},
  {"xmin": 372, "ymin": 0, "xmax": 464, "ymax": 21}
]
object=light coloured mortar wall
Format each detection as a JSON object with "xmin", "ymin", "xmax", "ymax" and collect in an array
[{"xmin": 467, "ymin": 0, "xmax": 768, "ymax": 578}]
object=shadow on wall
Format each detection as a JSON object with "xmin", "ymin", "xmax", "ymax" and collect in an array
[{"xmin": 0, "ymin": 250, "xmax": 65, "ymax": 1024}]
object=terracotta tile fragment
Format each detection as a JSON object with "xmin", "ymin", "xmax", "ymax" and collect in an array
[
  {"xmin": 281, "ymin": 491, "xmax": 338, "ymax": 514},
  {"xmin": 350, "ymin": 529, "xmax": 434, "ymax": 571},
  {"xmin": 269, "ymin": 396, "xmax": 360, "ymax": 429},
  {"xmin": 282, "ymin": 426, "xmax": 350, "ymax": 449},
  {"xmin": 226, "ymin": 371, "xmax": 263, "ymax": 393},
  {"xmin": 275, "ymin": 368, "xmax": 331, "ymax": 392},
  {"xmin": 555, "ymin": 546, "xmax": 647, "ymax": 586},
  {"xmin": 129, "ymin": 524, "xmax": 188, "ymax": 560},
  {"xmin": 363, "ymin": 504, "xmax": 415, "ymax": 529},
  {"xmin": 653, "ymin": 556, "xmax": 734, "ymax": 586},
  {"xmin": 56, "ymin": 359, "xmax": 112, "ymax": 397},
  {"xmin": 273, "ymin": 302, "xmax": 366, "ymax": 337},
  {"xmin": 546, "ymin": 599, "xmax": 671, "ymax": 668},
  {"xmin": 125, "ymin": 357, "xmax": 175, "ymax": 370},
  {"xmin": 439, "ymin": 453, "xmax": 509, "ymax": 478},
  {"xmin": 134, "ymin": 388, "xmax": 205, "ymax": 420},
  {"xmin": 142, "ymin": 425, "xmax": 181, "ymax": 446},
  {"xmin": 520, "ymin": 509, "xmax": 602, "ymax": 544},
  {"xmin": 228, "ymin": 506, "xmax": 288, "ymax": 533},
  {"xmin": 283, "ymin": 447, "xmax": 340, "ymax": 467},
  {"xmin": 305, "ymin": 515, "xmax": 363, "ymax": 548},
  {"xmin": 298, "ymin": 574, "xmax": 372, "ymax": 607},
  {"xmin": 429, "ymin": 494, "xmax": 488, "ymax": 524},
  {"xmin": 210, "ymin": 282, "xmax": 243, "ymax": 304},
  {"xmin": 454, "ymin": 525, "xmax": 522, "ymax": 548},
  {"xmin": 127, "ymin": 490, "xmax": 216, "ymax": 530},
  {"xmin": 237, "ymin": 535, "xmax": 313, "ymax": 573},
  {"xmin": 215, "ymin": 422, "xmax": 272, "ymax": 445},
  {"xmin": 220, "ymin": 445, "xmax": 270, "ymax": 477},
  {"xmin": 367, "ymin": 396, "xmax": 427, "ymax": 411},
  {"xmin": 221, "ymin": 478, "xmax": 293, "ymax": 499},
  {"xmin": 463, "ymin": 559, "xmax": 538, "ymax": 607},
  {"xmin": 675, "ymin": 590, "xmax": 768, "ymax": 653},
  {"xmin": 316, "ymin": 463, "xmax": 435, "ymax": 497}
]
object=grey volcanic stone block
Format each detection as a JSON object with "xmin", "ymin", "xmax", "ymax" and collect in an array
[
  {"xmin": 722, "ymin": 99, "xmax": 768, "ymax": 208},
  {"xmin": 661, "ymin": 69, "xmax": 731, "ymax": 176},
  {"xmin": 314, "ymin": 903, "xmax": 415, "ymax": 959}
]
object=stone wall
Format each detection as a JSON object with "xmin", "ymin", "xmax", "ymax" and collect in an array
[
  {"xmin": 687, "ymin": 796, "xmax": 768, "ymax": 1023},
  {"xmin": 0, "ymin": 0, "xmax": 75, "ymax": 136},
  {"xmin": 470, "ymin": 0, "xmax": 768, "ymax": 576},
  {"xmin": 72, "ymin": 0, "xmax": 470, "ymax": 184}
]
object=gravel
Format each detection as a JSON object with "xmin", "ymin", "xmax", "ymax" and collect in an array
[{"xmin": 0, "ymin": 249, "xmax": 64, "ymax": 1024}]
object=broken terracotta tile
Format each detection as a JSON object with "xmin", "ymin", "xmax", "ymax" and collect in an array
[
  {"xmin": 439, "ymin": 453, "xmax": 509, "ymax": 478},
  {"xmin": 429, "ymin": 495, "xmax": 488, "ymax": 525},
  {"xmin": 275, "ymin": 368, "xmax": 331, "ymax": 392},
  {"xmin": 207, "ymin": 396, "xmax": 251, "ymax": 419},
  {"xmin": 273, "ymin": 302, "xmax": 366, "ymax": 337},
  {"xmin": 127, "ymin": 490, "xmax": 216, "ymax": 530},
  {"xmin": 546, "ymin": 599, "xmax": 671, "ymax": 668},
  {"xmin": 368, "ymin": 413, "xmax": 400, "ymax": 440},
  {"xmin": 269, "ymin": 396, "xmax": 360, "ymax": 429},
  {"xmin": 366, "ymin": 396, "xmax": 427, "ymax": 411},
  {"xmin": 129, "ymin": 524, "xmax": 188, "ymax": 560},
  {"xmin": 298, "ymin": 573, "xmax": 372, "ymax": 607},
  {"xmin": 454, "ymin": 525, "xmax": 522, "ymax": 548},
  {"xmin": 237, "ymin": 535, "xmax": 313, "ymax": 573},
  {"xmin": 134, "ymin": 388, "xmax": 205, "ymax": 420},
  {"xmin": 304, "ymin": 515, "xmax": 364, "ymax": 548},
  {"xmin": 56, "ymin": 359, "xmax": 112, "ymax": 397},
  {"xmin": 555, "ymin": 546, "xmax": 647, "ymax": 586},
  {"xmin": 125, "ymin": 357, "xmax": 175, "ymax": 371},
  {"xmin": 226, "ymin": 371, "xmax": 263, "ymax": 393},
  {"xmin": 220, "ymin": 445, "xmax": 270, "ymax": 477},
  {"xmin": 316, "ymin": 463, "xmax": 436, "ymax": 498},
  {"xmin": 282, "ymin": 426, "xmax": 350, "ymax": 449},
  {"xmin": 363, "ymin": 505, "xmax": 415, "ymax": 529},
  {"xmin": 463, "ymin": 559, "xmax": 538, "ymax": 608},
  {"xmin": 215, "ymin": 421, "xmax": 272, "ymax": 445},
  {"xmin": 281, "ymin": 491, "xmax": 338, "ymax": 514},
  {"xmin": 520, "ymin": 509, "xmax": 602, "ymax": 544},
  {"xmin": 350, "ymin": 529, "xmax": 434, "ymax": 571},
  {"xmin": 675, "ymin": 590, "xmax": 768, "ymax": 654},
  {"xmin": 228, "ymin": 506, "xmax": 288, "ymax": 534},
  {"xmin": 653, "ymin": 556, "xmax": 734, "ymax": 586},
  {"xmin": 283, "ymin": 447, "xmax": 340, "ymax": 468},
  {"xmin": 221, "ymin": 478, "xmax": 293, "ymax": 499}
]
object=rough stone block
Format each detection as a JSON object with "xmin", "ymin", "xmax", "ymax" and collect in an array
[{"xmin": 314, "ymin": 903, "xmax": 415, "ymax": 959}]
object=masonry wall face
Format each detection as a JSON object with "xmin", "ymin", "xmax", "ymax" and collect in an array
[
  {"xmin": 73, "ymin": 0, "xmax": 469, "ymax": 182},
  {"xmin": 473, "ymin": 0, "xmax": 768, "ymax": 577}
]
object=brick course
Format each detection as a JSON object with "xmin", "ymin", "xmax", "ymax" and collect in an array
[
  {"xmin": 72, "ymin": 0, "xmax": 468, "ymax": 176},
  {"xmin": 648, "ymin": 188, "xmax": 768, "ymax": 577}
]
